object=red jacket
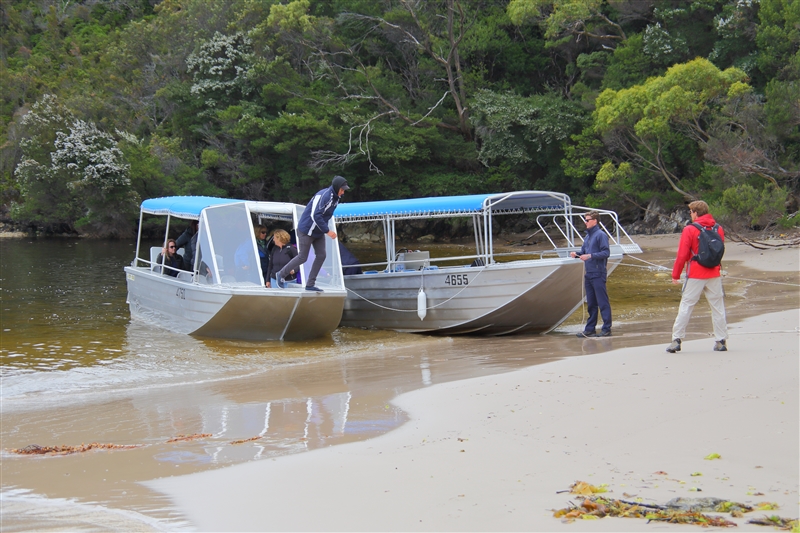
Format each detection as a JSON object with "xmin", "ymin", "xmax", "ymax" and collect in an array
[{"xmin": 672, "ymin": 213, "xmax": 724, "ymax": 280}]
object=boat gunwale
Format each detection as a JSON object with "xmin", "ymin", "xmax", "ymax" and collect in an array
[{"xmin": 125, "ymin": 266, "xmax": 346, "ymax": 297}]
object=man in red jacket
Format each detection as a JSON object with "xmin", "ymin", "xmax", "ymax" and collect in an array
[{"xmin": 666, "ymin": 200, "xmax": 728, "ymax": 353}]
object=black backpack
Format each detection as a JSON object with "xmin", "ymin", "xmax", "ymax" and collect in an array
[{"xmin": 691, "ymin": 222, "xmax": 725, "ymax": 268}]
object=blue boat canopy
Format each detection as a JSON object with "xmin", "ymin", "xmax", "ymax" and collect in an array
[
  {"xmin": 140, "ymin": 196, "xmax": 241, "ymax": 219},
  {"xmin": 334, "ymin": 191, "xmax": 571, "ymax": 223}
]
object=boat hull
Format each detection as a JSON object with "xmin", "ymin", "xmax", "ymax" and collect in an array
[
  {"xmin": 125, "ymin": 267, "xmax": 345, "ymax": 341},
  {"xmin": 340, "ymin": 258, "xmax": 621, "ymax": 335}
]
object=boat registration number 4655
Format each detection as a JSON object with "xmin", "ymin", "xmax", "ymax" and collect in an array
[{"xmin": 444, "ymin": 274, "xmax": 469, "ymax": 286}]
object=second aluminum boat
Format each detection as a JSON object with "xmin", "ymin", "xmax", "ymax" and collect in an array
[{"xmin": 334, "ymin": 191, "xmax": 641, "ymax": 335}]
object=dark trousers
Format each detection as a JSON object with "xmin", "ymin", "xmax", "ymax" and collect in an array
[
  {"xmin": 278, "ymin": 233, "xmax": 327, "ymax": 287},
  {"xmin": 584, "ymin": 275, "xmax": 612, "ymax": 333}
]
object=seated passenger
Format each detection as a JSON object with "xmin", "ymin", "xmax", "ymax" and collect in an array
[
  {"xmin": 156, "ymin": 239, "xmax": 187, "ymax": 277},
  {"xmin": 255, "ymin": 224, "xmax": 271, "ymax": 282},
  {"xmin": 265, "ymin": 230, "xmax": 298, "ymax": 288},
  {"xmin": 339, "ymin": 241, "xmax": 362, "ymax": 275}
]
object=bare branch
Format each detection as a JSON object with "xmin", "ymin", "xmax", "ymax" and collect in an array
[
  {"xmin": 308, "ymin": 111, "xmax": 394, "ymax": 174},
  {"xmin": 412, "ymin": 91, "xmax": 449, "ymax": 126}
]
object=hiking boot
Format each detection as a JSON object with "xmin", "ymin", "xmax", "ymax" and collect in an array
[
  {"xmin": 713, "ymin": 339, "xmax": 727, "ymax": 351},
  {"xmin": 576, "ymin": 331, "xmax": 596, "ymax": 338},
  {"xmin": 305, "ymin": 285, "xmax": 323, "ymax": 292},
  {"xmin": 665, "ymin": 339, "xmax": 681, "ymax": 353},
  {"xmin": 598, "ymin": 330, "xmax": 612, "ymax": 337}
]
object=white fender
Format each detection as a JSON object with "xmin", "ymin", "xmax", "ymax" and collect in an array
[{"xmin": 417, "ymin": 288, "xmax": 427, "ymax": 320}]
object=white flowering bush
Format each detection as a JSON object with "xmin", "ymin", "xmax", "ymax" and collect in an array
[
  {"xmin": 642, "ymin": 23, "xmax": 687, "ymax": 65},
  {"xmin": 186, "ymin": 32, "xmax": 255, "ymax": 109},
  {"xmin": 52, "ymin": 120, "xmax": 131, "ymax": 193},
  {"xmin": 13, "ymin": 95, "xmax": 77, "ymax": 227},
  {"xmin": 13, "ymin": 95, "xmax": 137, "ymax": 236}
]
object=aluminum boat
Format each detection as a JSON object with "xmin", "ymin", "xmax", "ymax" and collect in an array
[
  {"xmin": 124, "ymin": 196, "xmax": 346, "ymax": 341},
  {"xmin": 334, "ymin": 191, "xmax": 641, "ymax": 335}
]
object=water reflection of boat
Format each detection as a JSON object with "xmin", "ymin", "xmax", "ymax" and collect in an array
[
  {"xmin": 334, "ymin": 191, "xmax": 641, "ymax": 335},
  {"xmin": 124, "ymin": 196, "xmax": 346, "ymax": 341}
]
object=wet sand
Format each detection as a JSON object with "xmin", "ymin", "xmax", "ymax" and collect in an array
[
  {"xmin": 150, "ymin": 308, "xmax": 799, "ymax": 532},
  {"xmin": 2, "ymin": 235, "xmax": 798, "ymax": 531}
]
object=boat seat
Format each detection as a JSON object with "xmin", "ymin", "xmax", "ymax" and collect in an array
[
  {"xmin": 150, "ymin": 246, "xmax": 161, "ymax": 272},
  {"xmin": 176, "ymin": 271, "xmax": 193, "ymax": 282}
]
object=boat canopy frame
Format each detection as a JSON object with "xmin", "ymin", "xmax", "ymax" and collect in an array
[
  {"xmin": 334, "ymin": 191, "xmax": 641, "ymax": 270},
  {"xmin": 133, "ymin": 196, "xmax": 305, "ymax": 286}
]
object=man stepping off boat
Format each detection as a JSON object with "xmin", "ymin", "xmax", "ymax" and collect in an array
[{"xmin": 277, "ymin": 175, "xmax": 349, "ymax": 292}]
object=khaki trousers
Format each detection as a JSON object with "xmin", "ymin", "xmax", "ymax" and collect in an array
[{"xmin": 671, "ymin": 276, "xmax": 728, "ymax": 341}]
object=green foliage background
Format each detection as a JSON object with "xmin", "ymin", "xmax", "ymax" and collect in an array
[{"xmin": 1, "ymin": 0, "xmax": 798, "ymax": 236}]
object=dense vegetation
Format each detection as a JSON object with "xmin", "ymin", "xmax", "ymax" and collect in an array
[{"xmin": 1, "ymin": 0, "xmax": 798, "ymax": 236}]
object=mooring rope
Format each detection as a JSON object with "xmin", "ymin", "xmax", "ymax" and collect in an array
[
  {"xmin": 344, "ymin": 265, "xmax": 489, "ymax": 313},
  {"xmin": 618, "ymin": 255, "xmax": 800, "ymax": 287}
]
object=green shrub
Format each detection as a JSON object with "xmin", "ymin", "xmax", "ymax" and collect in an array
[{"xmin": 718, "ymin": 184, "xmax": 788, "ymax": 228}]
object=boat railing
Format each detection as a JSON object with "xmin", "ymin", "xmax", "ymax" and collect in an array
[
  {"xmin": 536, "ymin": 209, "xmax": 641, "ymax": 254},
  {"xmin": 137, "ymin": 246, "xmax": 196, "ymax": 282},
  {"xmin": 350, "ymin": 248, "xmax": 573, "ymax": 273}
]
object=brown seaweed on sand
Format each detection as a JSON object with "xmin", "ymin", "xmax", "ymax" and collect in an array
[
  {"xmin": 554, "ymin": 497, "xmax": 738, "ymax": 527},
  {"xmin": 10, "ymin": 443, "xmax": 142, "ymax": 456},
  {"xmin": 747, "ymin": 516, "xmax": 798, "ymax": 530},
  {"xmin": 166, "ymin": 433, "xmax": 213, "ymax": 443},
  {"xmin": 230, "ymin": 436, "xmax": 261, "ymax": 445}
]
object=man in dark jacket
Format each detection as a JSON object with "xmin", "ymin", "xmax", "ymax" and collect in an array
[
  {"xmin": 570, "ymin": 211, "xmax": 612, "ymax": 337},
  {"xmin": 276, "ymin": 175, "xmax": 349, "ymax": 291},
  {"xmin": 175, "ymin": 220, "xmax": 198, "ymax": 269}
]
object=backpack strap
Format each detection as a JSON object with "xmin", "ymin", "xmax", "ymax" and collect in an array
[{"xmin": 690, "ymin": 222, "xmax": 702, "ymax": 263}]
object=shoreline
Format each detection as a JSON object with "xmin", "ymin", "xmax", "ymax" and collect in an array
[{"xmin": 148, "ymin": 307, "xmax": 799, "ymax": 531}]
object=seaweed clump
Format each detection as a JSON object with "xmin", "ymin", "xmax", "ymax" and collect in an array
[{"xmin": 11, "ymin": 443, "xmax": 142, "ymax": 456}]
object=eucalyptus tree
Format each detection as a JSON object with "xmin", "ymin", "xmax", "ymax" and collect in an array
[
  {"xmin": 471, "ymin": 89, "xmax": 587, "ymax": 190},
  {"xmin": 590, "ymin": 57, "xmax": 798, "ymax": 226},
  {"xmin": 592, "ymin": 59, "xmax": 750, "ymax": 200},
  {"xmin": 306, "ymin": 0, "xmax": 480, "ymax": 170}
]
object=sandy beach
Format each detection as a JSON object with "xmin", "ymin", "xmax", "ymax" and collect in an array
[{"xmin": 147, "ymin": 237, "xmax": 800, "ymax": 532}]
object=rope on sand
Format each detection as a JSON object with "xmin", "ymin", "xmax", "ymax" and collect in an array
[{"xmin": 618, "ymin": 256, "xmax": 800, "ymax": 287}]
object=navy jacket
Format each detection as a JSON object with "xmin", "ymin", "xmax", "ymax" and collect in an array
[
  {"xmin": 298, "ymin": 186, "xmax": 340, "ymax": 238},
  {"xmin": 578, "ymin": 225, "xmax": 610, "ymax": 279},
  {"xmin": 175, "ymin": 226, "xmax": 197, "ymax": 267}
]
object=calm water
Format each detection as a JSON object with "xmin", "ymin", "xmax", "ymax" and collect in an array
[{"xmin": 0, "ymin": 237, "xmax": 788, "ymax": 531}]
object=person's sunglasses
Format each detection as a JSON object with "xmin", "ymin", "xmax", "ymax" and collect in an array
[
  {"xmin": 260, "ymin": 231, "xmax": 267, "ymax": 235},
  {"xmin": 584, "ymin": 217, "xmax": 593, "ymax": 222},
  {"xmin": 168, "ymin": 245, "xmax": 176, "ymax": 249}
]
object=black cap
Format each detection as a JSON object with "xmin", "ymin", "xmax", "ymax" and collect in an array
[{"xmin": 332, "ymin": 175, "xmax": 350, "ymax": 191}]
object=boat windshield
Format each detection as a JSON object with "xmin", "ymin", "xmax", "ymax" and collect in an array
[{"xmin": 198, "ymin": 203, "xmax": 262, "ymax": 285}]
